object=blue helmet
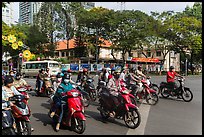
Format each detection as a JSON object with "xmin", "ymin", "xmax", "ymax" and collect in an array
[{"xmin": 111, "ymin": 67, "xmax": 116, "ymax": 71}]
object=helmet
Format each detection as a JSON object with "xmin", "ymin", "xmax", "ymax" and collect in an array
[
  {"xmin": 63, "ymin": 73, "xmax": 70, "ymax": 80},
  {"xmin": 111, "ymin": 67, "xmax": 116, "ymax": 72},
  {"xmin": 4, "ymin": 75, "xmax": 14, "ymax": 85},
  {"xmin": 170, "ymin": 66, "xmax": 174, "ymax": 70},
  {"xmin": 83, "ymin": 68, "xmax": 88, "ymax": 72},
  {"xmin": 138, "ymin": 65, "xmax": 142, "ymax": 69},
  {"xmin": 40, "ymin": 68, "xmax": 45, "ymax": 73},
  {"xmin": 56, "ymin": 72, "xmax": 62, "ymax": 78},
  {"xmin": 15, "ymin": 72, "xmax": 22, "ymax": 80},
  {"xmin": 67, "ymin": 69, "xmax": 72, "ymax": 73},
  {"xmin": 108, "ymin": 74, "xmax": 113, "ymax": 79}
]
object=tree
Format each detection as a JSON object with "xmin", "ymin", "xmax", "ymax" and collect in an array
[{"xmin": 34, "ymin": 2, "xmax": 66, "ymax": 58}]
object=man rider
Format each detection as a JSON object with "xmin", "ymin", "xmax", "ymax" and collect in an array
[
  {"xmin": 136, "ymin": 65, "xmax": 147, "ymax": 79},
  {"xmin": 37, "ymin": 68, "xmax": 46, "ymax": 94},
  {"xmin": 167, "ymin": 66, "xmax": 183, "ymax": 95},
  {"xmin": 13, "ymin": 72, "xmax": 29, "ymax": 88},
  {"xmin": 49, "ymin": 73, "xmax": 74, "ymax": 131}
]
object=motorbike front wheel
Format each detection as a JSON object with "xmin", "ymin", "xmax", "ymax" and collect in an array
[
  {"xmin": 181, "ymin": 88, "xmax": 193, "ymax": 102},
  {"xmin": 17, "ymin": 121, "xmax": 31, "ymax": 135},
  {"xmin": 81, "ymin": 94, "xmax": 90, "ymax": 107},
  {"xmin": 123, "ymin": 108, "xmax": 141, "ymax": 129},
  {"xmin": 71, "ymin": 117, "xmax": 86, "ymax": 134},
  {"xmin": 146, "ymin": 92, "xmax": 159, "ymax": 105}
]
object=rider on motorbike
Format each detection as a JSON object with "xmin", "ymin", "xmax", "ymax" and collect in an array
[
  {"xmin": 126, "ymin": 67, "xmax": 141, "ymax": 95},
  {"xmin": 167, "ymin": 66, "xmax": 183, "ymax": 95},
  {"xmin": 106, "ymin": 69, "xmax": 122, "ymax": 117},
  {"xmin": 37, "ymin": 68, "xmax": 46, "ymax": 93},
  {"xmin": 49, "ymin": 73, "xmax": 74, "ymax": 131},
  {"xmin": 13, "ymin": 72, "xmax": 29, "ymax": 88},
  {"xmin": 136, "ymin": 65, "xmax": 147, "ymax": 79}
]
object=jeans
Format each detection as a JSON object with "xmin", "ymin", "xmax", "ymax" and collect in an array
[
  {"xmin": 38, "ymin": 80, "xmax": 43, "ymax": 91},
  {"xmin": 51, "ymin": 96, "xmax": 67, "ymax": 123}
]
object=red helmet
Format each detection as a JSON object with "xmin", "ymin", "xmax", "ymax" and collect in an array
[
  {"xmin": 83, "ymin": 68, "xmax": 88, "ymax": 72},
  {"xmin": 67, "ymin": 69, "xmax": 72, "ymax": 73},
  {"xmin": 108, "ymin": 74, "xmax": 113, "ymax": 79}
]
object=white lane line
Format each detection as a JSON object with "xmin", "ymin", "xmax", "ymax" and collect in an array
[{"xmin": 126, "ymin": 102, "xmax": 151, "ymax": 135}]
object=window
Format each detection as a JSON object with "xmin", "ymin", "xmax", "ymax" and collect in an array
[
  {"xmin": 26, "ymin": 64, "xmax": 32, "ymax": 69},
  {"xmin": 6, "ymin": 9, "xmax": 9, "ymax": 13},
  {"xmin": 156, "ymin": 51, "xmax": 161, "ymax": 57},
  {"xmin": 147, "ymin": 51, "xmax": 151, "ymax": 57}
]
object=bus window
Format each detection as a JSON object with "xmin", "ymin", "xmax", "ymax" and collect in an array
[{"xmin": 26, "ymin": 64, "xmax": 32, "ymax": 69}]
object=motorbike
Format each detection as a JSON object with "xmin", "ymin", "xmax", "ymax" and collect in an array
[
  {"xmin": 36, "ymin": 77, "xmax": 55, "ymax": 97},
  {"xmin": 146, "ymin": 76, "xmax": 160, "ymax": 95},
  {"xmin": 97, "ymin": 87, "xmax": 141, "ymax": 129},
  {"xmin": 2, "ymin": 100, "xmax": 17, "ymax": 135},
  {"xmin": 133, "ymin": 78, "xmax": 159, "ymax": 105},
  {"xmin": 9, "ymin": 95, "xmax": 32, "ymax": 135},
  {"xmin": 159, "ymin": 77, "xmax": 193, "ymax": 102},
  {"xmin": 83, "ymin": 78, "xmax": 97, "ymax": 101},
  {"xmin": 50, "ymin": 88, "xmax": 86, "ymax": 134}
]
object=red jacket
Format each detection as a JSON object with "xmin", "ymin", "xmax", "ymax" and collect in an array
[{"xmin": 167, "ymin": 71, "xmax": 177, "ymax": 82}]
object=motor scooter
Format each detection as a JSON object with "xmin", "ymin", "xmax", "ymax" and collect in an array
[
  {"xmin": 2, "ymin": 100, "xmax": 17, "ymax": 135},
  {"xmin": 97, "ymin": 87, "xmax": 141, "ymax": 129},
  {"xmin": 50, "ymin": 88, "xmax": 86, "ymax": 134},
  {"xmin": 9, "ymin": 95, "xmax": 32, "ymax": 135}
]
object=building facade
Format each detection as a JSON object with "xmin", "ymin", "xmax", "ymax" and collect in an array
[
  {"xmin": 19, "ymin": 2, "xmax": 43, "ymax": 24},
  {"xmin": 2, "ymin": 3, "xmax": 14, "ymax": 26}
]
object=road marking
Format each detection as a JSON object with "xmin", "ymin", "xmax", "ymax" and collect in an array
[{"xmin": 126, "ymin": 101, "xmax": 151, "ymax": 135}]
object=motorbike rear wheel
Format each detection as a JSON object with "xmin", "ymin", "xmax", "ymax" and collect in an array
[
  {"xmin": 161, "ymin": 87, "xmax": 170, "ymax": 98},
  {"xmin": 71, "ymin": 117, "xmax": 86, "ymax": 134},
  {"xmin": 146, "ymin": 92, "xmax": 159, "ymax": 105},
  {"xmin": 123, "ymin": 108, "xmax": 141, "ymax": 129},
  {"xmin": 181, "ymin": 88, "xmax": 193, "ymax": 102}
]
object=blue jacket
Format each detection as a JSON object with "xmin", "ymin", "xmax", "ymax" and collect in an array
[{"xmin": 55, "ymin": 82, "xmax": 74, "ymax": 98}]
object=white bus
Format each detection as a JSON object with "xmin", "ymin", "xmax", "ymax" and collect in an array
[{"xmin": 21, "ymin": 60, "xmax": 61, "ymax": 78}]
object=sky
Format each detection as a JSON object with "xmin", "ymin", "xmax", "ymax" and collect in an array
[{"xmin": 12, "ymin": 2, "xmax": 194, "ymax": 24}]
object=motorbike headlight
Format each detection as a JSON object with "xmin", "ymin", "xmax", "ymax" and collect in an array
[
  {"xmin": 71, "ymin": 92, "xmax": 79, "ymax": 97},
  {"xmin": 18, "ymin": 88, "xmax": 27, "ymax": 92}
]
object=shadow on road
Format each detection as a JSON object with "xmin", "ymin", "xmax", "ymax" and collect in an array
[
  {"xmin": 84, "ymin": 110, "xmax": 127, "ymax": 128},
  {"xmin": 159, "ymin": 96, "xmax": 185, "ymax": 102},
  {"xmin": 32, "ymin": 113, "xmax": 53, "ymax": 127},
  {"xmin": 41, "ymin": 102, "xmax": 51, "ymax": 110}
]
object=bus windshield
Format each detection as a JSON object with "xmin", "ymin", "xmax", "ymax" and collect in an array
[{"xmin": 49, "ymin": 63, "xmax": 59, "ymax": 68}]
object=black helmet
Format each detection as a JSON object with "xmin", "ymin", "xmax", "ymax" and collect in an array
[
  {"xmin": 63, "ymin": 73, "xmax": 70, "ymax": 80},
  {"xmin": 56, "ymin": 72, "xmax": 62, "ymax": 78},
  {"xmin": 4, "ymin": 75, "xmax": 14, "ymax": 85},
  {"xmin": 16, "ymin": 72, "xmax": 22, "ymax": 77},
  {"xmin": 40, "ymin": 68, "xmax": 45, "ymax": 73},
  {"xmin": 138, "ymin": 65, "xmax": 142, "ymax": 69},
  {"xmin": 170, "ymin": 66, "xmax": 174, "ymax": 70}
]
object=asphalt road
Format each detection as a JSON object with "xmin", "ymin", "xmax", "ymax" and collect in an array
[{"xmin": 24, "ymin": 75, "xmax": 202, "ymax": 135}]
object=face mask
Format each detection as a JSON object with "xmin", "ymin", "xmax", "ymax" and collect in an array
[
  {"xmin": 64, "ymin": 79, "xmax": 70, "ymax": 84},
  {"xmin": 10, "ymin": 74, "xmax": 15, "ymax": 77}
]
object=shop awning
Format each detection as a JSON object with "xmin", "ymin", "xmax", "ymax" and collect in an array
[{"xmin": 131, "ymin": 57, "xmax": 160, "ymax": 63}]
